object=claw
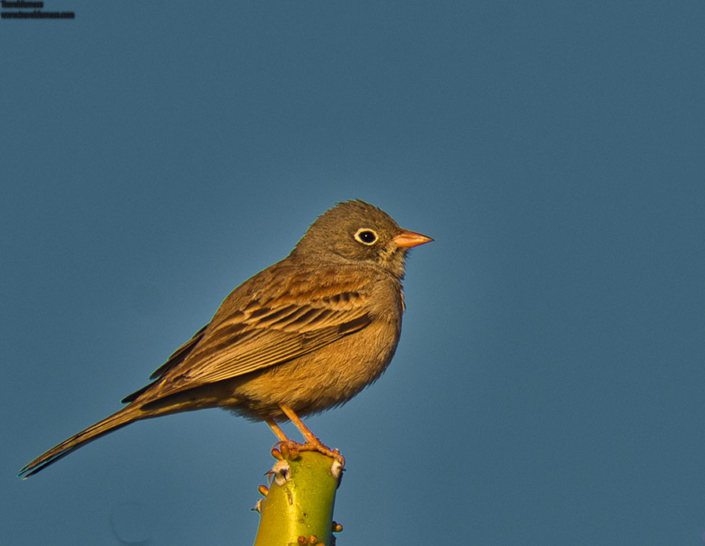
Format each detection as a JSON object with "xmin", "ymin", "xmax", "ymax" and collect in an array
[
  {"xmin": 278, "ymin": 440, "xmax": 345, "ymax": 469},
  {"xmin": 273, "ymin": 440, "xmax": 299, "ymax": 460}
]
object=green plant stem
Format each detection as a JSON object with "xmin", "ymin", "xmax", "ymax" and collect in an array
[{"xmin": 253, "ymin": 450, "xmax": 342, "ymax": 546}]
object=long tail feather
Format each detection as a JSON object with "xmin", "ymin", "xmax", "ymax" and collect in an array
[{"xmin": 19, "ymin": 405, "xmax": 143, "ymax": 479}]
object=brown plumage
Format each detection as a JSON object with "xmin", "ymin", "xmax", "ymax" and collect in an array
[{"xmin": 20, "ymin": 200, "xmax": 432, "ymax": 477}]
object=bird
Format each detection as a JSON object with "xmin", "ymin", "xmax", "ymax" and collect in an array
[{"xmin": 19, "ymin": 200, "xmax": 432, "ymax": 478}]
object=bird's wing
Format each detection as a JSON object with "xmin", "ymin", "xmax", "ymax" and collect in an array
[
  {"xmin": 121, "ymin": 325, "xmax": 208, "ymax": 403},
  {"xmin": 180, "ymin": 297, "xmax": 371, "ymax": 383},
  {"xmin": 133, "ymin": 266, "xmax": 375, "ymax": 402},
  {"xmin": 151, "ymin": 325, "xmax": 208, "ymax": 380}
]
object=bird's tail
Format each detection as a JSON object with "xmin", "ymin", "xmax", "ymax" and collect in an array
[{"xmin": 19, "ymin": 405, "xmax": 145, "ymax": 479}]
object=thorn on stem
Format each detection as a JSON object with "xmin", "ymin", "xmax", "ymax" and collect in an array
[{"xmin": 270, "ymin": 460, "xmax": 291, "ymax": 486}]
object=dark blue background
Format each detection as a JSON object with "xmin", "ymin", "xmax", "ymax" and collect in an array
[{"xmin": 3, "ymin": 1, "xmax": 705, "ymax": 544}]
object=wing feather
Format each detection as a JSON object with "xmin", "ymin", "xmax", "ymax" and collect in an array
[
  {"xmin": 171, "ymin": 306, "xmax": 370, "ymax": 385},
  {"xmin": 132, "ymin": 266, "xmax": 376, "ymax": 403}
]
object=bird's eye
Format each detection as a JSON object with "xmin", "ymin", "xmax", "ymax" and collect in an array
[{"xmin": 354, "ymin": 228, "xmax": 378, "ymax": 246}]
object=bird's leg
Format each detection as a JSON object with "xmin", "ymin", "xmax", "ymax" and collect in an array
[
  {"xmin": 279, "ymin": 404, "xmax": 345, "ymax": 467},
  {"xmin": 279, "ymin": 405, "xmax": 320, "ymax": 444},
  {"xmin": 266, "ymin": 419, "xmax": 290, "ymax": 442}
]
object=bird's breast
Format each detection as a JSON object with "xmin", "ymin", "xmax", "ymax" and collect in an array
[{"xmin": 230, "ymin": 314, "xmax": 401, "ymax": 420}]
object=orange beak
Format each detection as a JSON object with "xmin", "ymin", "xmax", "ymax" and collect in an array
[{"xmin": 393, "ymin": 230, "xmax": 434, "ymax": 248}]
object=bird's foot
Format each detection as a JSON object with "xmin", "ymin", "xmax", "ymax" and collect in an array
[{"xmin": 273, "ymin": 440, "xmax": 346, "ymax": 468}]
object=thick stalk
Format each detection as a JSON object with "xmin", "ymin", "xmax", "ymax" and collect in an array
[{"xmin": 253, "ymin": 449, "xmax": 343, "ymax": 546}]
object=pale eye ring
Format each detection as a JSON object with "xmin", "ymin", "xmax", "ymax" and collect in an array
[{"xmin": 354, "ymin": 228, "xmax": 378, "ymax": 245}]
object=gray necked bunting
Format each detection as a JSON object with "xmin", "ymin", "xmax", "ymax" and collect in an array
[{"xmin": 20, "ymin": 200, "xmax": 432, "ymax": 477}]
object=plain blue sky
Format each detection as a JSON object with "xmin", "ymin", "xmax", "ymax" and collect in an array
[{"xmin": 2, "ymin": 1, "xmax": 705, "ymax": 545}]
